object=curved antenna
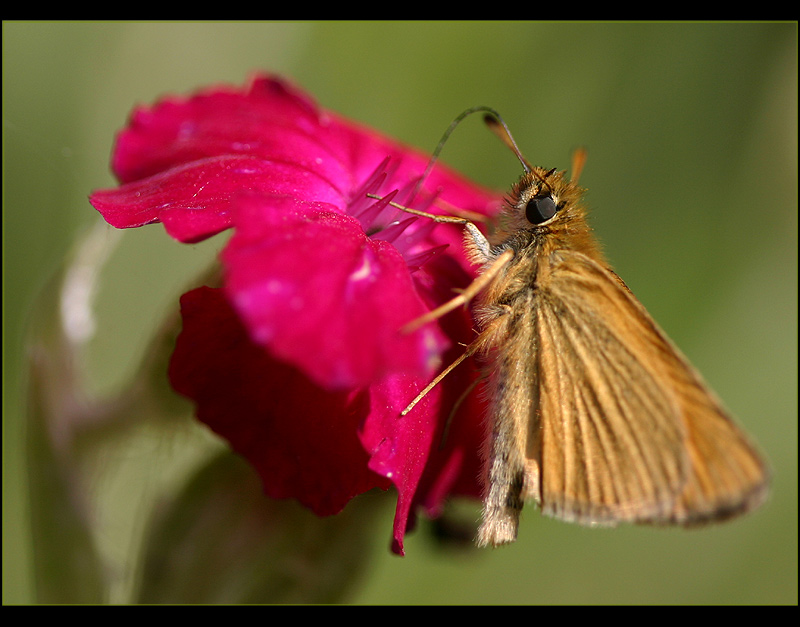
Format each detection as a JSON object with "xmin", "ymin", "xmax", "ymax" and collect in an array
[
  {"xmin": 409, "ymin": 106, "xmax": 531, "ymax": 203},
  {"xmin": 482, "ymin": 112, "xmax": 531, "ymax": 173}
]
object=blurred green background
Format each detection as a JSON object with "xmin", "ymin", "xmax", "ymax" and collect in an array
[{"xmin": 3, "ymin": 22, "xmax": 796, "ymax": 604}]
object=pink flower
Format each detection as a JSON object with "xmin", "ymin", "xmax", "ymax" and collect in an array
[{"xmin": 90, "ymin": 75, "xmax": 502, "ymax": 554}]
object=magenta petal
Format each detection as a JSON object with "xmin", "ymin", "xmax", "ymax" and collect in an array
[
  {"xmin": 111, "ymin": 76, "xmax": 339, "ymax": 185},
  {"xmin": 169, "ymin": 286, "xmax": 391, "ymax": 515},
  {"xmin": 359, "ymin": 374, "xmax": 444, "ymax": 555},
  {"xmin": 90, "ymin": 155, "xmax": 345, "ymax": 243},
  {"xmin": 359, "ymin": 334, "xmax": 487, "ymax": 554},
  {"xmin": 221, "ymin": 194, "xmax": 447, "ymax": 389}
]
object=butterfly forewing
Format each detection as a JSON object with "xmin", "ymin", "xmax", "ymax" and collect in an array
[
  {"xmin": 648, "ymin": 327, "xmax": 770, "ymax": 524},
  {"xmin": 533, "ymin": 250, "xmax": 768, "ymax": 525}
]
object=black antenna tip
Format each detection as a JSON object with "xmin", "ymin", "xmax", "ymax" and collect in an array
[{"xmin": 481, "ymin": 111, "xmax": 531, "ymax": 174}]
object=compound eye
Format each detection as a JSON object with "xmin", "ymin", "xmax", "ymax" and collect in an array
[{"xmin": 525, "ymin": 195, "xmax": 557, "ymax": 224}]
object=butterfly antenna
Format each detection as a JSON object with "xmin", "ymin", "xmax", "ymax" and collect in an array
[
  {"xmin": 409, "ymin": 106, "xmax": 531, "ymax": 204},
  {"xmin": 481, "ymin": 111, "xmax": 531, "ymax": 174},
  {"xmin": 484, "ymin": 110, "xmax": 558, "ymax": 198}
]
